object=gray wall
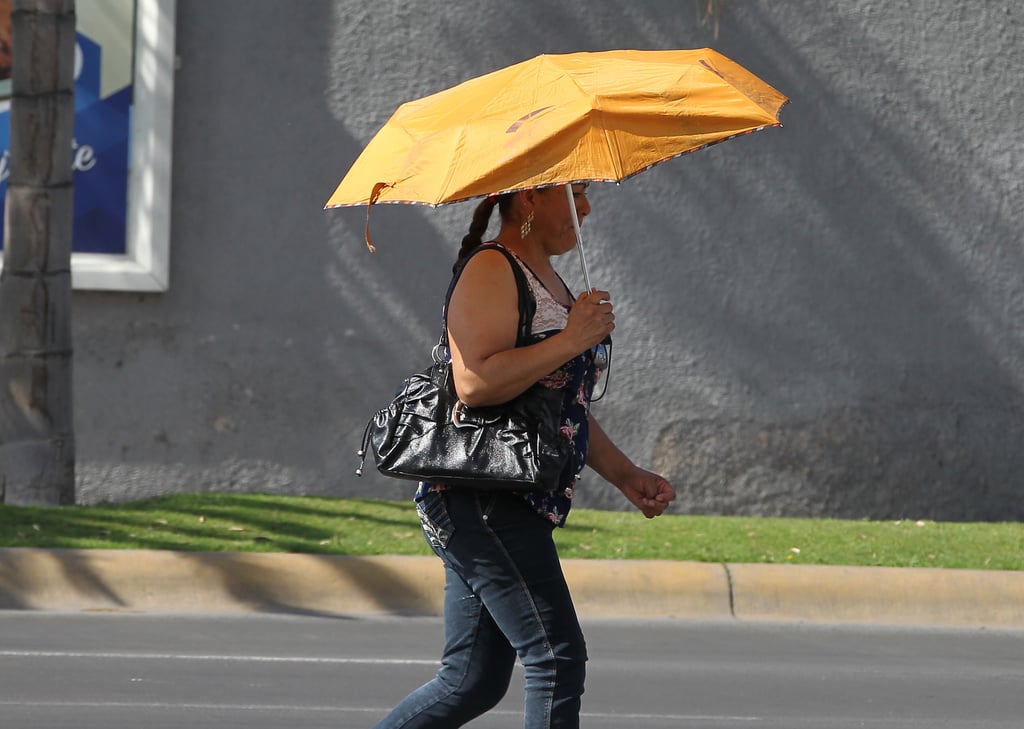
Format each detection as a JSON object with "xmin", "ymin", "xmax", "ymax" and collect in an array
[{"xmin": 73, "ymin": 0, "xmax": 1024, "ymax": 520}]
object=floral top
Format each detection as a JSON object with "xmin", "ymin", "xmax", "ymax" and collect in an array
[{"xmin": 415, "ymin": 245, "xmax": 603, "ymax": 527}]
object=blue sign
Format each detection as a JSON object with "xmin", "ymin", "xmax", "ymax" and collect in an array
[{"xmin": 0, "ymin": 32, "xmax": 131, "ymax": 254}]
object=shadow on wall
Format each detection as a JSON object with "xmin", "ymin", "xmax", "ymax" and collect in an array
[
  {"xmin": 642, "ymin": 3, "xmax": 1024, "ymax": 520},
  {"xmin": 326, "ymin": 1, "xmax": 1024, "ymax": 520},
  {"xmin": 69, "ymin": 0, "xmax": 1023, "ymax": 520},
  {"xmin": 655, "ymin": 407, "xmax": 1023, "ymax": 520}
]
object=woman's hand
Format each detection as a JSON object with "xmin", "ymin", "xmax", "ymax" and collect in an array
[
  {"xmin": 565, "ymin": 289, "xmax": 615, "ymax": 351},
  {"xmin": 586, "ymin": 415, "xmax": 676, "ymax": 519},
  {"xmin": 617, "ymin": 467, "xmax": 676, "ymax": 519}
]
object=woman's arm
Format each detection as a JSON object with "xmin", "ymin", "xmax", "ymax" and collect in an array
[
  {"xmin": 447, "ymin": 249, "xmax": 612, "ymax": 406},
  {"xmin": 587, "ymin": 414, "xmax": 676, "ymax": 518}
]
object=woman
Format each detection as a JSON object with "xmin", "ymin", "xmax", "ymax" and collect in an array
[{"xmin": 373, "ymin": 183, "xmax": 676, "ymax": 729}]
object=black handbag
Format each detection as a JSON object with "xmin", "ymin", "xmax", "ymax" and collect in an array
[{"xmin": 356, "ymin": 244, "xmax": 572, "ymax": 491}]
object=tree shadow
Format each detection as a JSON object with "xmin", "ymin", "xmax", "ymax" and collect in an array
[
  {"xmin": 65, "ymin": 0, "xmax": 1024, "ymax": 521},
  {"xmin": 636, "ymin": 5, "xmax": 1024, "ymax": 519},
  {"xmin": 0, "ymin": 547, "xmax": 443, "ymax": 618},
  {"xmin": 0, "ymin": 549, "xmax": 125, "ymax": 610}
]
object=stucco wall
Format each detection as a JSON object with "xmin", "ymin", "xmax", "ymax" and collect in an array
[{"xmin": 72, "ymin": 1, "xmax": 1024, "ymax": 519}]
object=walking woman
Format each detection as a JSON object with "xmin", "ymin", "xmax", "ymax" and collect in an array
[{"xmin": 372, "ymin": 183, "xmax": 676, "ymax": 729}]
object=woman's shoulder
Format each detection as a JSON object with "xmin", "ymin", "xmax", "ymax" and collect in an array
[
  {"xmin": 460, "ymin": 242, "xmax": 515, "ymax": 269},
  {"xmin": 456, "ymin": 244, "xmax": 521, "ymax": 285},
  {"xmin": 451, "ymin": 245, "xmax": 519, "ymax": 300}
]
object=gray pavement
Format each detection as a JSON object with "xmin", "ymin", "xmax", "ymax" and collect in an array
[
  {"xmin": 2, "ymin": 547, "xmax": 1024, "ymax": 629},
  {"xmin": 1, "ymin": 611, "xmax": 1022, "ymax": 728}
]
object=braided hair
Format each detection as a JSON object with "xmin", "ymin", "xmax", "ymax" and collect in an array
[{"xmin": 453, "ymin": 193, "xmax": 514, "ymax": 272}]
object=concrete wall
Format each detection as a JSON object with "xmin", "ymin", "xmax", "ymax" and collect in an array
[{"xmin": 72, "ymin": 0, "xmax": 1024, "ymax": 520}]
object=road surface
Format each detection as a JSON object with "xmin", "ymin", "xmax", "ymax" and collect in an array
[{"xmin": 0, "ymin": 611, "xmax": 1020, "ymax": 728}]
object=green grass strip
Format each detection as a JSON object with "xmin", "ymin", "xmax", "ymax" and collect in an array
[{"xmin": 1, "ymin": 493, "xmax": 1021, "ymax": 570}]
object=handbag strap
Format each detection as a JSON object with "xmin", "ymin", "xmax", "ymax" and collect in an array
[{"xmin": 435, "ymin": 243, "xmax": 535, "ymax": 361}]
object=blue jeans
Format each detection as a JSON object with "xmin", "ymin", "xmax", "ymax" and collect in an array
[{"xmin": 372, "ymin": 488, "xmax": 588, "ymax": 729}]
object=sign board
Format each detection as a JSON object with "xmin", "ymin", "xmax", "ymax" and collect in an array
[{"xmin": 0, "ymin": 0, "xmax": 176, "ymax": 291}]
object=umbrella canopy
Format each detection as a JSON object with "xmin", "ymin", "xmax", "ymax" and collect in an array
[{"xmin": 325, "ymin": 48, "xmax": 787, "ymax": 209}]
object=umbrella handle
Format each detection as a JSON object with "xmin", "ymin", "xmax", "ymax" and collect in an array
[
  {"xmin": 566, "ymin": 183, "xmax": 593, "ymax": 293},
  {"xmin": 566, "ymin": 184, "xmax": 613, "ymax": 350}
]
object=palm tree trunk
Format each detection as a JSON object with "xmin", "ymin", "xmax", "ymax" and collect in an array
[{"xmin": 0, "ymin": 0, "xmax": 76, "ymax": 505}]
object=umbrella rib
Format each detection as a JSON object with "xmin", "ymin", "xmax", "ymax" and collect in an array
[{"xmin": 544, "ymin": 56, "xmax": 629, "ymax": 182}]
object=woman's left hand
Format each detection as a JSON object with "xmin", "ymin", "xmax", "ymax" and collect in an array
[{"xmin": 618, "ymin": 468, "xmax": 676, "ymax": 518}]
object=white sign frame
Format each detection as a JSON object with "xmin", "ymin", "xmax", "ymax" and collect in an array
[{"xmin": 0, "ymin": 0, "xmax": 176, "ymax": 292}]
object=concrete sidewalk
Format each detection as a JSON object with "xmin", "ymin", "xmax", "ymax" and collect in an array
[{"xmin": 2, "ymin": 548, "xmax": 1023, "ymax": 629}]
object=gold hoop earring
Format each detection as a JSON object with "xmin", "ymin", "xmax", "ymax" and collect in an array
[{"xmin": 520, "ymin": 211, "xmax": 534, "ymax": 239}]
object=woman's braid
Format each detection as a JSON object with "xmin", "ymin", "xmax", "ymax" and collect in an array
[{"xmin": 453, "ymin": 197, "xmax": 498, "ymax": 272}]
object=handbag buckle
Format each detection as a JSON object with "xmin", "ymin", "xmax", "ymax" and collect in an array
[{"xmin": 451, "ymin": 400, "xmax": 470, "ymax": 429}]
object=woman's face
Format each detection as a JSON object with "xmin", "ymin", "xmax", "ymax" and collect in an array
[{"xmin": 530, "ymin": 183, "xmax": 591, "ymax": 255}]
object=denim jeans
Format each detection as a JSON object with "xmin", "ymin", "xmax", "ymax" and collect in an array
[{"xmin": 371, "ymin": 488, "xmax": 588, "ymax": 729}]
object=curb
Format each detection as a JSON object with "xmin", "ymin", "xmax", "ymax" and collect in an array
[{"xmin": 2, "ymin": 548, "xmax": 1023, "ymax": 629}]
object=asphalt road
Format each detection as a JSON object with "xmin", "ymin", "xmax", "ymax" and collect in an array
[{"xmin": 0, "ymin": 611, "xmax": 1021, "ymax": 728}]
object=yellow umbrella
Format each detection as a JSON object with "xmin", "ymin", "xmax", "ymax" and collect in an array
[{"xmin": 325, "ymin": 48, "xmax": 787, "ymax": 286}]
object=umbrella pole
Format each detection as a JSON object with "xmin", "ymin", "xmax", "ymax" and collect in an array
[{"xmin": 566, "ymin": 184, "xmax": 594, "ymax": 292}]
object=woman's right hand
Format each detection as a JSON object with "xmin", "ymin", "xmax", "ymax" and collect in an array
[{"xmin": 566, "ymin": 289, "xmax": 615, "ymax": 352}]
